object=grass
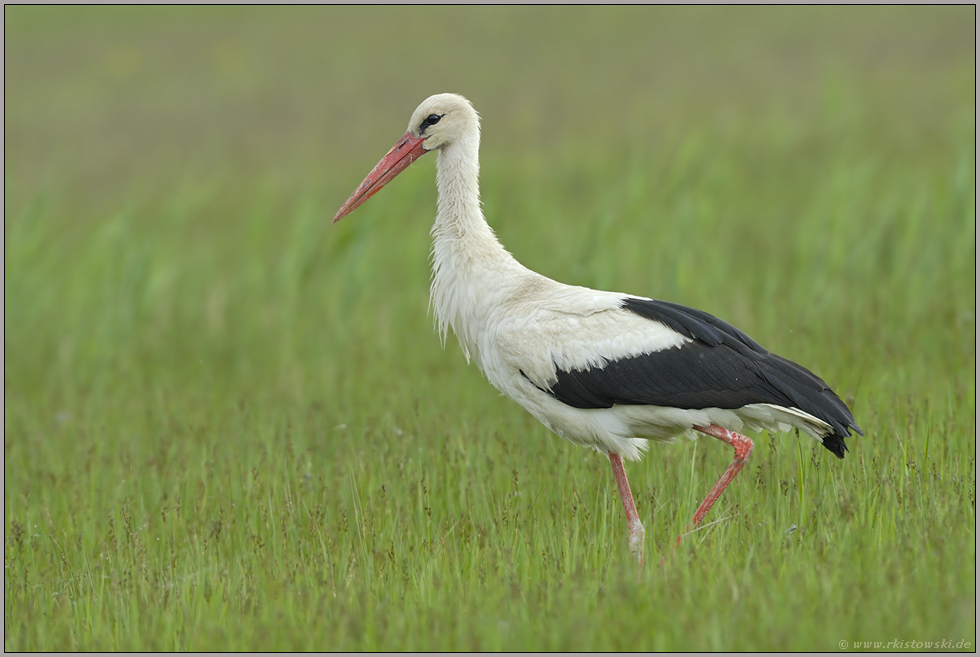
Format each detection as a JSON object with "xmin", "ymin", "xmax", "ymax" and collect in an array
[{"xmin": 4, "ymin": 5, "xmax": 976, "ymax": 651}]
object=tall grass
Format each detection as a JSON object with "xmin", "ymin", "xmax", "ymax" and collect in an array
[{"xmin": 5, "ymin": 6, "xmax": 975, "ymax": 650}]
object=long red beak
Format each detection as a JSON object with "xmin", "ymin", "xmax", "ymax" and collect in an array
[{"xmin": 333, "ymin": 131, "xmax": 429, "ymax": 222}]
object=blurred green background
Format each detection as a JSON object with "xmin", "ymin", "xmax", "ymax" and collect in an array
[
  {"xmin": 4, "ymin": 6, "xmax": 975, "ymax": 651},
  {"xmin": 7, "ymin": 6, "xmax": 972, "ymax": 212}
]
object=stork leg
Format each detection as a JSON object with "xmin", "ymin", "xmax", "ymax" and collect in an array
[
  {"xmin": 609, "ymin": 452, "xmax": 645, "ymax": 574},
  {"xmin": 680, "ymin": 424, "xmax": 755, "ymax": 542}
]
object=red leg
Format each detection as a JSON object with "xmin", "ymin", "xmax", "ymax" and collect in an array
[
  {"xmin": 609, "ymin": 452, "xmax": 645, "ymax": 575},
  {"xmin": 680, "ymin": 425, "xmax": 755, "ymax": 541}
]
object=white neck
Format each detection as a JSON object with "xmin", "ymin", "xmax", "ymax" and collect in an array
[{"xmin": 429, "ymin": 128, "xmax": 527, "ymax": 365}]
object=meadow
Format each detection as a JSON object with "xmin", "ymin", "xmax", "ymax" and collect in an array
[{"xmin": 4, "ymin": 6, "xmax": 976, "ymax": 651}]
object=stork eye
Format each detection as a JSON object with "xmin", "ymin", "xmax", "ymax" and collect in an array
[{"xmin": 420, "ymin": 114, "xmax": 443, "ymax": 131}]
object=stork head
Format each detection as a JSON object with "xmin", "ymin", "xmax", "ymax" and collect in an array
[
  {"xmin": 333, "ymin": 93, "xmax": 478, "ymax": 222},
  {"xmin": 404, "ymin": 93, "xmax": 478, "ymax": 151}
]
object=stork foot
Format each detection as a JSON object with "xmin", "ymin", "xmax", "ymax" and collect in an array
[
  {"xmin": 609, "ymin": 452, "xmax": 645, "ymax": 579},
  {"xmin": 676, "ymin": 424, "xmax": 754, "ymax": 541},
  {"xmin": 627, "ymin": 516, "xmax": 646, "ymax": 567}
]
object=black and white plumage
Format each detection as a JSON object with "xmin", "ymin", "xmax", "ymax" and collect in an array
[
  {"xmin": 541, "ymin": 297, "xmax": 856, "ymax": 459},
  {"xmin": 334, "ymin": 93, "xmax": 861, "ymax": 571}
]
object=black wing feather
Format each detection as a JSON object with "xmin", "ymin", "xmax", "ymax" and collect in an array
[{"xmin": 543, "ymin": 297, "xmax": 861, "ymax": 458}]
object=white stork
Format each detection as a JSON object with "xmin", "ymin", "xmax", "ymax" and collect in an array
[{"xmin": 333, "ymin": 93, "xmax": 861, "ymax": 570}]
